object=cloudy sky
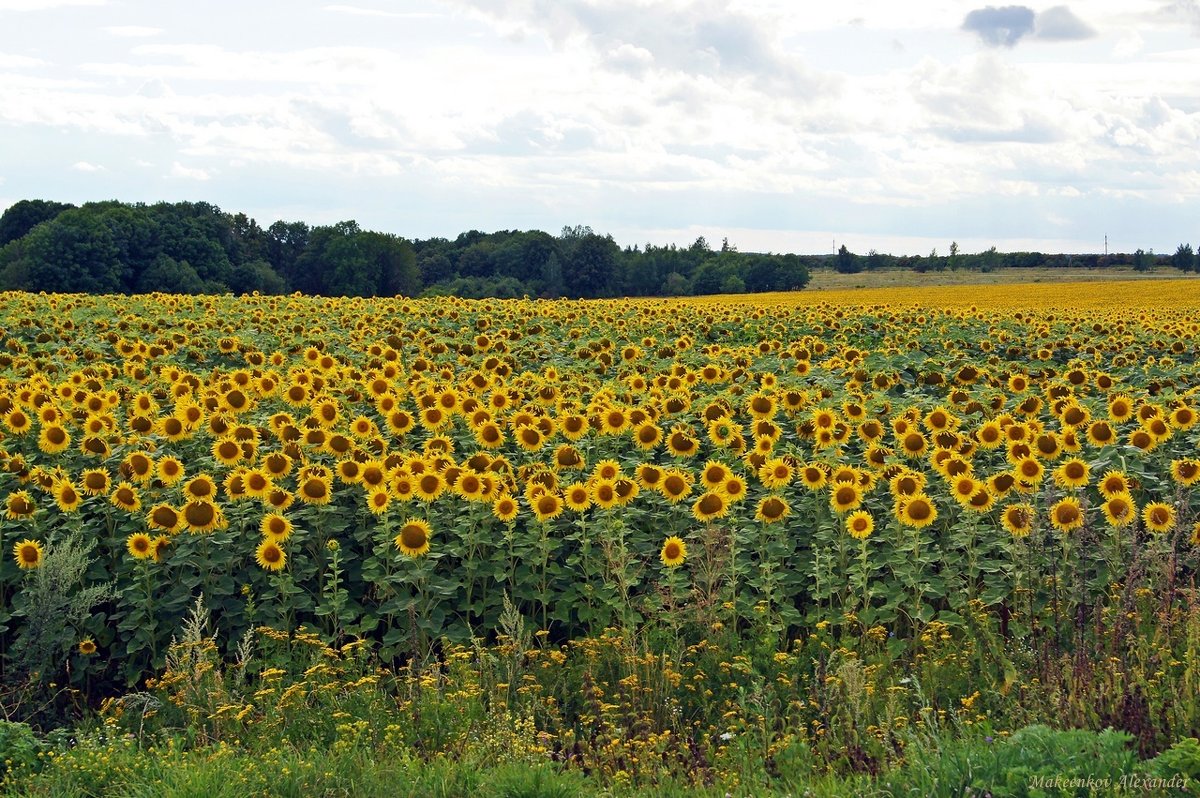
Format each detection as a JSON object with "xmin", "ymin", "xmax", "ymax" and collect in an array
[{"xmin": 1, "ymin": 0, "xmax": 1198, "ymax": 255}]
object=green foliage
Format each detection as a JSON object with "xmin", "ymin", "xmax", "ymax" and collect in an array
[
  {"xmin": 835, "ymin": 244, "xmax": 861, "ymax": 274},
  {"xmin": 1173, "ymin": 243, "xmax": 1196, "ymax": 273},
  {"xmin": 1146, "ymin": 738, "xmax": 1200, "ymax": 796},
  {"xmin": 0, "ymin": 721, "xmax": 41, "ymax": 777},
  {"xmin": 0, "ymin": 198, "xmax": 820, "ymax": 298},
  {"xmin": 885, "ymin": 725, "xmax": 1138, "ymax": 797},
  {"xmin": 0, "ymin": 200, "xmax": 73, "ymax": 248},
  {"xmin": 6, "ymin": 529, "xmax": 114, "ymax": 685}
]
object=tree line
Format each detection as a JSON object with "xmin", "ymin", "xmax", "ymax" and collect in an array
[
  {"xmin": 832, "ymin": 241, "xmax": 1198, "ymax": 274},
  {"xmin": 0, "ymin": 199, "xmax": 1193, "ymax": 298},
  {"xmin": 0, "ymin": 200, "xmax": 811, "ymax": 298}
]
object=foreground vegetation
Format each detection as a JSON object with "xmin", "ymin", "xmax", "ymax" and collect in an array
[{"xmin": 0, "ymin": 280, "xmax": 1198, "ymax": 794}]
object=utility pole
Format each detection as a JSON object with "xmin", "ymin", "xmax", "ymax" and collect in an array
[{"xmin": 1104, "ymin": 235, "xmax": 1108, "ymax": 256}]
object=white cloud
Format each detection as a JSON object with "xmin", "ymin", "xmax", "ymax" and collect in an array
[
  {"xmin": 0, "ymin": 0, "xmax": 104, "ymax": 9},
  {"xmin": 72, "ymin": 161, "xmax": 103, "ymax": 172},
  {"xmin": 0, "ymin": 52, "xmax": 46, "ymax": 68},
  {"xmin": 102, "ymin": 25, "xmax": 162, "ymax": 37},
  {"xmin": 0, "ymin": 2, "xmax": 1196, "ymax": 253},
  {"xmin": 169, "ymin": 162, "xmax": 210, "ymax": 181},
  {"xmin": 1114, "ymin": 32, "xmax": 1145, "ymax": 57},
  {"xmin": 322, "ymin": 5, "xmax": 440, "ymax": 19}
]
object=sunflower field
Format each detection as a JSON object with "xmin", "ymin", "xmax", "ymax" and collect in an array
[{"xmin": 1, "ymin": 281, "xmax": 1199, "ymax": 788}]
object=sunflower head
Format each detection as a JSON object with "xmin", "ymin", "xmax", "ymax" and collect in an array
[
  {"xmin": 126, "ymin": 532, "xmax": 154, "ymax": 560},
  {"xmin": 846, "ymin": 510, "xmax": 874, "ymax": 540},
  {"xmin": 13, "ymin": 538, "xmax": 44, "ymax": 569},
  {"xmin": 660, "ymin": 536, "xmax": 687, "ymax": 568},
  {"xmin": 394, "ymin": 519, "xmax": 432, "ymax": 558},
  {"xmin": 256, "ymin": 538, "xmax": 287, "ymax": 571}
]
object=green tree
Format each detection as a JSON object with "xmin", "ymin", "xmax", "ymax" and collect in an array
[
  {"xmin": 835, "ymin": 244, "xmax": 861, "ymax": 274},
  {"xmin": 134, "ymin": 254, "xmax": 206, "ymax": 294},
  {"xmin": 0, "ymin": 199, "xmax": 74, "ymax": 247},
  {"xmin": 1133, "ymin": 248, "xmax": 1154, "ymax": 272},
  {"xmin": 1172, "ymin": 243, "xmax": 1195, "ymax": 272},
  {"xmin": 1, "ymin": 207, "xmax": 127, "ymax": 292},
  {"xmin": 562, "ymin": 232, "xmax": 619, "ymax": 298}
]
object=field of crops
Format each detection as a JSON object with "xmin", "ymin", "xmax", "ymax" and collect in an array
[{"xmin": 1, "ymin": 280, "xmax": 1198, "ymax": 794}]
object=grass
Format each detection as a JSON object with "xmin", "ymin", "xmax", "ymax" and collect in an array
[{"xmin": 806, "ymin": 265, "xmax": 1197, "ymax": 291}]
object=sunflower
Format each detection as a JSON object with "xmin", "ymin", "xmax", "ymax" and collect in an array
[
  {"xmin": 1032, "ymin": 432, "xmax": 1062, "ymax": 461},
  {"xmin": 830, "ymin": 482, "xmax": 863, "ymax": 514},
  {"xmin": 298, "ymin": 475, "xmax": 332, "ymax": 505},
  {"xmin": 1107, "ymin": 394, "xmax": 1134, "ymax": 422},
  {"xmin": 415, "ymin": 472, "xmax": 445, "ymax": 502},
  {"xmin": 1101, "ymin": 492, "xmax": 1136, "ymax": 527},
  {"xmin": 899, "ymin": 431, "xmax": 927, "ymax": 459},
  {"xmin": 184, "ymin": 474, "xmax": 218, "ymax": 502},
  {"xmin": 4, "ymin": 408, "xmax": 32, "ymax": 434},
  {"xmin": 630, "ymin": 421, "xmax": 662, "ymax": 451},
  {"xmin": 1053, "ymin": 458, "xmax": 1090, "ymax": 490},
  {"xmin": 515, "ymin": 423, "xmax": 551, "ymax": 452},
  {"xmin": 5, "ymin": 490, "xmax": 35, "ymax": 520},
  {"xmin": 126, "ymin": 532, "xmax": 154, "ymax": 560},
  {"xmin": 1049, "ymin": 497, "xmax": 1084, "ymax": 532},
  {"xmin": 1142, "ymin": 502, "xmax": 1175, "ymax": 533},
  {"xmin": 385, "ymin": 409, "xmax": 416, "ymax": 436},
  {"xmin": 210, "ymin": 437, "xmax": 243, "ymax": 467},
  {"xmin": 394, "ymin": 519, "xmax": 432, "ymax": 557},
  {"xmin": 799, "ymin": 463, "xmax": 827, "ymax": 491},
  {"xmin": 691, "ymin": 491, "xmax": 729, "ymax": 522},
  {"xmin": 261, "ymin": 512, "xmax": 293, "ymax": 541},
  {"xmin": 1191, "ymin": 521, "xmax": 1200, "ymax": 547},
  {"xmin": 1086, "ymin": 420, "xmax": 1117, "ymax": 447},
  {"xmin": 79, "ymin": 468, "xmax": 110, "ymax": 497},
  {"xmin": 1098, "ymin": 470, "xmax": 1130, "ymax": 498},
  {"xmin": 1001, "ymin": 503, "xmax": 1035, "ymax": 538},
  {"xmin": 492, "ymin": 495, "xmax": 519, "ymax": 522},
  {"xmin": 532, "ymin": 492, "xmax": 564, "ymax": 522},
  {"xmin": 659, "ymin": 469, "xmax": 693, "ymax": 503},
  {"xmin": 559, "ymin": 414, "xmax": 588, "ymax": 441},
  {"xmin": 361, "ymin": 487, "xmax": 389, "ymax": 515},
  {"xmin": 1170, "ymin": 404, "xmax": 1196, "ymax": 430},
  {"xmin": 754, "ymin": 457, "xmax": 789, "ymax": 490},
  {"xmin": 182, "ymin": 500, "xmax": 225, "ymax": 533},
  {"xmin": 238, "ymin": 469, "xmax": 271, "ymax": 499},
  {"xmin": 721, "ymin": 474, "xmax": 748, "ymax": 503},
  {"xmin": 660, "ymin": 536, "xmax": 687, "ymax": 568},
  {"xmin": 755, "ymin": 495, "xmax": 790, "ymax": 524},
  {"xmin": 747, "ymin": 393, "xmax": 776, "ymax": 419},
  {"xmin": 592, "ymin": 459, "xmax": 622, "ymax": 482},
  {"xmin": 1013, "ymin": 457, "xmax": 1044, "ymax": 484},
  {"xmin": 1128, "ymin": 429, "xmax": 1157, "ymax": 451},
  {"xmin": 975, "ymin": 420, "xmax": 1004, "ymax": 449},
  {"xmin": 659, "ymin": 421, "xmax": 700, "ymax": 459},
  {"xmin": 54, "ymin": 480, "xmax": 83, "ymax": 513},
  {"xmin": 636, "ymin": 464, "xmax": 664, "ymax": 491},
  {"xmin": 1170, "ymin": 459, "xmax": 1200, "ymax": 486},
  {"xmin": 1144, "ymin": 416, "xmax": 1172, "ymax": 443},
  {"xmin": 897, "ymin": 494, "xmax": 937, "ymax": 528},
  {"xmin": 37, "ymin": 424, "xmax": 71, "ymax": 455},
  {"xmin": 78, "ymin": 639, "xmax": 98, "ymax": 656},
  {"xmin": 563, "ymin": 482, "xmax": 592, "ymax": 512},
  {"xmin": 256, "ymin": 538, "xmax": 287, "ymax": 571},
  {"xmin": 707, "ymin": 418, "xmax": 740, "ymax": 447},
  {"xmin": 844, "ymin": 510, "xmax": 873, "ymax": 540},
  {"xmin": 152, "ymin": 456, "xmax": 184, "ymax": 486},
  {"xmin": 950, "ymin": 475, "xmax": 982, "ymax": 506},
  {"xmin": 13, "ymin": 538, "xmax": 43, "ymax": 569},
  {"xmin": 264, "ymin": 488, "xmax": 295, "ymax": 511}
]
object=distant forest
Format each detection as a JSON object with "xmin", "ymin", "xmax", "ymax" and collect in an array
[{"xmin": 0, "ymin": 199, "xmax": 1195, "ymax": 298}]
